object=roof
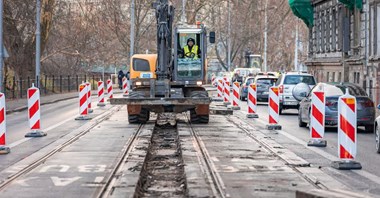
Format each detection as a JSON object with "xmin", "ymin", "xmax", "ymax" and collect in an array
[{"xmin": 255, "ymin": 75, "xmax": 278, "ymax": 79}]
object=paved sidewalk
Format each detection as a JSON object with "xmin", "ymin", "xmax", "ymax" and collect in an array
[{"xmin": 5, "ymin": 88, "xmax": 124, "ymax": 114}]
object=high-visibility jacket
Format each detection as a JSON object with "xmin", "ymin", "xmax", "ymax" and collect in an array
[{"xmin": 184, "ymin": 45, "xmax": 199, "ymax": 59}]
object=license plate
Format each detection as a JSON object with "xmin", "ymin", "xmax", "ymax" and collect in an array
[
  {"xmin": 140, "ymin": 73, "xmax": 152, "ymax": 78},
  {"xmin": 284, "ymin": 101, "xmax": 298, "ymax": 105}
]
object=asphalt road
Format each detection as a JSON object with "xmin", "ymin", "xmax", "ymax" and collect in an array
[
  {"xmin": 6, "ymin": 98, "xmax": 79, "ymax": 144},
  {"xmin": 236, "ymin": 100, "xmax": 380, "ymax": 195}
]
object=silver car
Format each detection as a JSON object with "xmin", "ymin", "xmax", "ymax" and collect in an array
[{"xmin": 374, "ymin": 105, "xmax": 380, "ymax": 153}]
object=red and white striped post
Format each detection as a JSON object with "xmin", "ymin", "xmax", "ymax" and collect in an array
[
  {"xmin": 231, "ymin": 81, "xmax": 241, "ymax": 110},
  {"xmin": 214, "ymin": 79, "xmax": 223, "ymax": 101},
  {"xmin": 75, "ymin": 83, "xmax": 91, "ymax": 120},
  {"xmin": 107, "ymin": 79, "xmax": 113, "ymax": 99},
  {"xmin": 97, "ymin": 80, "xmax": 106, "ymax": 107},
  {"xmin": 25, "ymin": 84, "xmax": 47, "ymax": 137},
  {"xmin": 223, "ymin": 77, "xmax": 231, "ymax": 105},
  {"xmin": 85, "ymin": 82, "xmax": 93, "ymax": 113},
  {"xmin": 0, "ymin": 93, "xmax": 10, "ymax": 154},
  {"xmin": 123, "ymin": 77, "xmax": 129, "ymax": 97},
  {"xmin": 247, "ymin": 84, "xmax": 259, "ymax": 118},
  {"xmin": 308, "ymin": 86, "xmax": 327, "ymax": 147},
  {"xmin": 211, "ymin": 75, "xmax": 216, "ymax": 87},
  {"xmin": 332, "ymin": 88, "xmax": 362, "ymax": 170},
  {"xmin": 266, "ymin": 86, "xmax": 282, "ymax": 130}
]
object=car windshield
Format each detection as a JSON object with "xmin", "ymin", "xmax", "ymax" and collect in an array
[
  {"xmin": 284, "ymin": 75, "xmax": 315, "ymax": 85},
  {"xmin": 133, "ymin": 58, "xmax": 150, "ymax": 71},
  {"xmin": 246, "ymin": 78, "xmax": 254, "ymax": 85},
  {"xmin": 257, "ymin": 78, "xmax": 277, "ymax": 85},
  {"xmin": 177, "ymin": 59, "xmax": 202, "ymax": 77}
]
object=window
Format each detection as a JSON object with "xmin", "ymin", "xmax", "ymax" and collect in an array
[
  {"xmin": 338, "ymin": 72, "xmax": 342, "ymax": 82},
  {"xmin": 177, "ymin": 33, "xmax": 202, "ymax": 78},
  {"xmin": 327, "ymin": 72, "xmax": 330, "ymax": 82},
  {"xmin": 133, "ymin": 58, "xmax": 150, "ymax": 71},
  {"xmin": 332, "ymin": 72, "xmax": 335, "ymax": 82},
  {"xmin": 370, "ymin": 5, "xmax": 375, "ymax": 56},
  {"xmin": 283, "ymin": 75, "xmax": 316, "ymax": 85}
]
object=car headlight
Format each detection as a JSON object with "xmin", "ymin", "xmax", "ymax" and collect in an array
[
  {"xmin": 136, "ymin": 81, "xmax": 142, "ymax": 86},
  {"xmin": 197, "ymin": 81, "xmax": 203, "ymax": 86}
]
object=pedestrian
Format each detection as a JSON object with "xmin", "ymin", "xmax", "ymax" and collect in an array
[{"xmin": 118, "ymin": 70, "xmax": 125, "ymax": 90}]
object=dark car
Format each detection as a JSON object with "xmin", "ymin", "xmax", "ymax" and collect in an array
[
  {"xmin": 255, "ymin": 76, "xmax": 278, "ymax": 102},
  {"xmin": 298, "ymin": 82, "xmax": 375, "ymax": 132},
  {"xmin": 240, "ymin": 77, "xmax": 255, "ymax": 101}
]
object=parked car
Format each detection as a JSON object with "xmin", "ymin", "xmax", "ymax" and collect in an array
[
  {"xmin": 255, "ymin": 75, "xmax": 278, "ymax": 102},
  {"xmin": 374, "ymin": 105, "xmax": 380, "ymax": 153},
  {"xmin": 275, "ymin": 72, "xmax": 317, "ymax": 114},
  {"xmin": 240, "ymin": 76, "xmax": 255, "ymax": 101},
  {"xmin": 298, "ymin": 82, "xmax": 375, "ymax": 133}
]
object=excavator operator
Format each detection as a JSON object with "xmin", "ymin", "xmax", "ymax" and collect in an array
[{"xmin": 183, "ymin": 38, "xmax": 201, "ymax": 59}]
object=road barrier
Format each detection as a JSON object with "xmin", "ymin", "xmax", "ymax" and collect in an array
[
  {"xmin": 211, "ymin": 76, "xmax": 215, "ymax": 86},
  {"xmin": 232, "ymin": 82, "xmax": 240, "ymax": 110},
  {"xmin": 308, "ymin": 88, "xmax": 327, "ymax": 147},
  {"xmin": 247, "ymin": 84, "xmax": 259, "ymax": 118},
  {"xmin": 25, "ymin": 84, "xmax": 47, "ymax": 137},
  {"xmin": 107, "ymin": 79, "xmax": 113, "ymax": 99},
  {"xmin": 97, "ymin": 80, "xmax": 106, "ymax": 107},
  {"xmin": 0, "ymin": 93, "xmax": 10, "ymax": 154},
  {"xmin": 85, "ymin": 82, "xmax": 93, "ymax": 113},
  {"xmin": 266, "ymin": 86, "xmax": 282, "ymax": 130},
  {"xmin": 332, "ymin": 88, "xmax": 362, "ymax": 170},
  {"xmin": 223, "ymin": 77, "xmax": 231, "ymax": 105},
  {"xmin": 217, "ymin": 79, "xmax": 223, "ymax": 99},
  {"xmin": 75, "ymin": 83, "xmax": 91, "ymax": 120},
  {"xmin": 123, "ymin": 77, "xmax": 129, "ymax": 97}
]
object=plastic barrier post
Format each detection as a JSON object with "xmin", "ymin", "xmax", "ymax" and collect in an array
[
  {"xmin": 266, "ymin": 86, "xmax": 282, "ymax": 130},
  {"xmin": 247, "ymin": 84, "xmax": 259, "ymax": 118},
  {"xmin": 0, "ymin": 93, "xmax": 10, "ymax": 154},
  {"xmin": 25, "ymin": 84, "xmax": 47, "ymax": 137}
]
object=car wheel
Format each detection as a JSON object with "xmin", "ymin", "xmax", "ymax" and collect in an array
[
  {"xmin": 298, "ymin": 111, "xmax": 307, "ymax": 127},
  {"xmin": 376, "ymin": 124, "xmax": 380, "ymax": 153}
]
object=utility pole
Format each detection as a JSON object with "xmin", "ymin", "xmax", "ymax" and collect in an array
[
  {"xmin": 227, "ymin": 0, "xmax": 231, "ymax": 72},
  {"xmin": 36, "ymin": 0, "xmax": 41, "ymax": 88},
  {"xmin": 130, "ymin": 0, "xmax": 135, "ymax": 59},
  {"xmin": 264, "ymin": 0, "xmax": 268, "ymax": 72},
  {"xmin": 0, "ymin": 0, "xmax": 3, "ymax": 92},
  {"xmin": 294, "ymin": 20, "xmax": 298, "ymax": 71},
  {"xmin": 181, "ymin": 0, "xmax": 187, "ymax": 23}
]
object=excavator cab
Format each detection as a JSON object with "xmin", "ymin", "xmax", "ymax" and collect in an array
[{"xmin": 174, "ymin": 26, "xmax": 207, "ymax": 84}]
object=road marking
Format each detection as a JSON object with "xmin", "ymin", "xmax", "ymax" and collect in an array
[
  {"xmin": 78, "ymin": 165, "xmax": 106, "ymax": 173},
  {"xmin": 51, "ymin": 176, "xmax": 81, "ymax": 186},
  {"xmin": 39, "ymin": 165, "xmax": 70, "ymax": 173},
  {"xmin": 14, "ymin": 177, "xmax": 38, "ymax": 187},
  {"xmin": 81, "ymin": 177, "xmax": 104, "ymax": 187},
  {"xmin": 249, "ymin": 112, "xmax": 380, "ymax": 186}
]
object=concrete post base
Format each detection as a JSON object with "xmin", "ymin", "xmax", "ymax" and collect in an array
[
  {"xmin": 223, "ymin": 102, "xmax": 231, "ymax": 106},
  {"xmin": 97, "ymin": 103, "xmax": 106, "ymax": 107},
  {"xmin": 231, "ymin": 106, "xmax": 241, "ymax": 110},
  {"xmin": 75, "ymin": 115, "xmax": 91, "ymax": 121},
  {"xmin": 266, "ymin": 124, "xmax": 282, "ymax": 130},
  {"xmin": 88, "ymin": 109, "xmax": 94, "ymax": 113},
  {"xmin": 25, "ymin": 130, "xmax": 47, "ymax": 138},
  {"xmin": 332, "ymin": 160, "xmax": 362, "ymax": 170},
  {"xmin": 246, "ymin": 113, "xmax": 259, "ymax": 118},
  {"xmin": 307, "ymin": 139, "xmax": 327, "ymax": 147},
  {"xmin": 0, "ymin": 146, "xmax": 10, "ymax": 154}
]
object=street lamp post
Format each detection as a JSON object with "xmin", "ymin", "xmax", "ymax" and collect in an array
[
  {"xmin": 0, "ymin": 0, "xmax": 3, "ymax": 92},
  {"xmin": 130, "ymin": 0, "xmax": 135, "ymax": 59},
  {"xmin": 264, "ymin": 0, "xmax": 268, "ymax": 72},
  {"xmin": 36, "ymin": 0, "xmax": 41, "ymax": 88},
  {"xmin": 227, "ymin": 0, "xmax": 231, "ymax": 72}
]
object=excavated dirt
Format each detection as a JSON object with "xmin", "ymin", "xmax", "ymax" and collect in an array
[{"xmin": 134, "ymin": 114, "xmax": 187, "ymax": 198}]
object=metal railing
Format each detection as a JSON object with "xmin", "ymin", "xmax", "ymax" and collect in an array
[{"xmin": 3, "ymin": 75, "xmax": 106, "ymax": 99}]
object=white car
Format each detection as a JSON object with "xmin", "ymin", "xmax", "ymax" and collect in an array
[
  {"xmin": 275, "ymin": 72, "xmax": 316, "ymax": 114},
  {"xmin": 374, "ymin": 106, "xmax": 380, "ymax": 153}
]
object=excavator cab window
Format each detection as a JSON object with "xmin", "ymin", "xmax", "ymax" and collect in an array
[{"xmin": 177, "ymin": 33, "xmax": 202, "ymax": 77}]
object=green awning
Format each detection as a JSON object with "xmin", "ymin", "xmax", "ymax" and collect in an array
[
  {"xmin": 289, "ymin": 0, "xmax": 314, "ymax": 28},
  {"xmin": 339, "ymin": 0, "xmax": 362, "ymax": 10}
]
